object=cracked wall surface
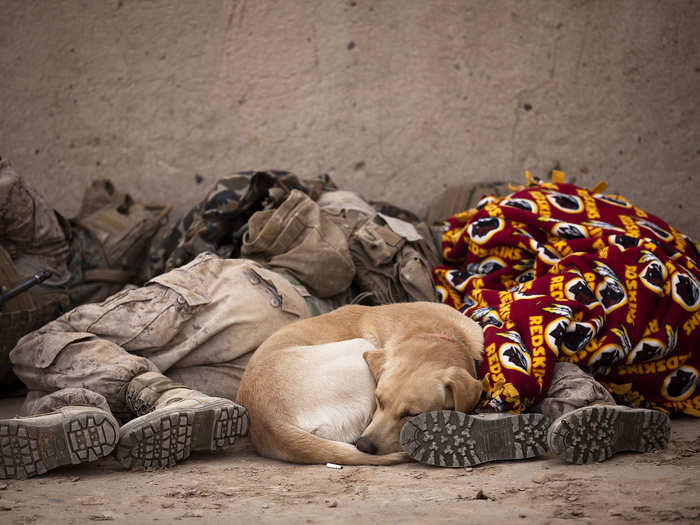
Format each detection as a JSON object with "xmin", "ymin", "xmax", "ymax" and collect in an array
[{"xmin": 1, "ymin": 0, "xmax": 699, "ymax": 238}]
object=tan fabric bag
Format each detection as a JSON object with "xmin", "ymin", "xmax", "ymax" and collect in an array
[
  {"xmin": 349, "ymin": 217, "xmax": 438, "ymax": 305},
  {"xmin": 241, "ymin": 190, "xmax": 356, "ymax": 298}
]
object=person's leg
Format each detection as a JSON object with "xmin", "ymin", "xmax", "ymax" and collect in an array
[
  {"xmin": 11, "ymin": 332, "xmax": 247, "ymax": 473},
  {"xmin": 165, "ymin": 358, "xmax": 251, "ymax": 402},
  {"xmin": 10, "ymin": 273, "xmax": 249, "ymax": 418},
  {"xmin": 0, "ymin": 388, "xmax": 118, "ymax": 479},
  {"xmin": 532, "ymin": 361, "xmax": 617, "ymax": 420},
  {"xmin": 540, "ymin": 363, "xmax": 670, "ymax": 464},
  {"xmin": 400, "ymin": 362, "xmax": 671, "ymax": 467},
  {"xmin": 9, "ymin": 255, "xmax": 316, "ymax": 471},
  {"xmin": 11, "ymin": 317, "xmax": 158, "ymax": 420},
  {"xmin": 22, "ymin": 388, "xmax": 114, "ymax": 416},
  {"xmin": 114, "ymin": 371, "xmax": 248, "ymax": 469},
  {"xmin": 143, "ymin": 257, "xmax": 314, "ymax": 398},
  {"xmin": 9, "ymin": 279, "xmax": 250, "ymax": 470},
  {"xmin": 112, "ymin": 258, "xmax": 318, "ymax": 468},
  {"xmin": 110, "ymin": 257, "xmax": 322, "ymax": 469}
]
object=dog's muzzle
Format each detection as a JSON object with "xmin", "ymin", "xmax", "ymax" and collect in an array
[{"xmin": 356, "ymin": 436, "xmax": 378, "ymax": 454}]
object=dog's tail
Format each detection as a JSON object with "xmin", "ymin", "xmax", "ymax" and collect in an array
[{"xmin": 251, "ymin": 419, "xmax": 411, "ymax": 466}]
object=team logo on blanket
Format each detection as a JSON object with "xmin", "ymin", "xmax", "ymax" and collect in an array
[
  {"xmin": 637, "ymin": 219, "xmax": 674, "ymax": 243},
  {"xmin": 545, "ymin": 318, "xmax": 569, "ymax": 355},
  {"xmin": 588, "ymin": 343, "xmax": 623, "ymax": 374},
  {"xmin": 543, "ymin": 304, "xmax": 573, "ymax": 318},
  {"xmin": 662, "ymin": 366, "xmax": 699, "ymax": 401},
  {"xmin": 609, "ymin": 234, "xmax": 642, "ymax": 250},
  {"xmin": 553, "ymin": 222, "xmax": 588, "ymax": 240},
  {"xmin": 514, "ymin": 289, "xmax": 546, "ymax": 300},
  {"xmin": 435, "ymin": 285, "xmax": 448, "ymax": 303},
  {"xmin": 475, "ymin": 196, "xmax": 498, "ymax": 210},
  {"xmin": 499, "ymin": 342, "xmax": 532, "ymax": 374},
  {"xmin": 458, "ymin": 295, "xmax": 477, "ymax": 311},
  {"xmin": 479, "ymin": 256, "xmax": 506, "ymax": 275},
  {"xmin": 530, "ymin": 239, "xmax": 561, "ymax": 265},
  {"xmin": 561, "ymin": 322, "xmax": 595, "ymax": 355},
  {"xmin": 583, "ymin": 220, "xmax": 624, "ymax": 233},
  {"xmin": 503, "ymin": 198, "xmax": 537, "ymax": 213},
  {"xmin": 593, "ymin": 261, "xmax": 622, "ymax": 282},
  {"xmin": 611, "ymin": 326, "xmax": 632, "ymax": 355},
  {"xmin": 516, "ymin": 269, "xmax": 536, "ymax": 283},
  {"xmin": 594, "ymin": 194, "xmax": 632, "ymax": 208},
  {"xmin": 596, "ymin": 277, "xmax": 628, "ymax": 313},
  {"xmin": 666, "ymin": 324, "xmax": 678, "ymax": 355},
  {"xmin": 671, "ymin": 271, "xmax": 700, "ymax": 311},
  {"xmin": 468, "ymin": 217, "xmax": 504, "ymax": 244},
  {"xmin": 514, "ymin": 227, "xmax": 534, "ymax": 240},
  {"xmin": 445, "ymin": 269, "xmax": 473, "ymax": 292},
  {"xmin": 547, "ymin": 192, "xmax": 583, "ymax": 214},
  {"xmin": 640, "ymin": 260, "xmax": 667, "ymax": 294},
  {"xmin": 470, "ymin": 307, "xmax": 504, "ymax": 328},
  {"xmin": 627, "ymin": 338, "xmax": 666, "ymax": 364},
  {"xmin": 566, "ymin": 278, "xmax": 598, "ymax": 308}
]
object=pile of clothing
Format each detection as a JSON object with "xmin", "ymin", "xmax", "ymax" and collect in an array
[{"xmin": 0, "ymin": 162, "xmax": 439, "ymax": 390}]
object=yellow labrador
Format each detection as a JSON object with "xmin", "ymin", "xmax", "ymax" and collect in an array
[{"xmin": 236, "ymin": 302, "xmax": 484, "ymax": 465}]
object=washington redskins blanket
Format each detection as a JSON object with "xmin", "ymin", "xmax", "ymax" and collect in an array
[{"xmin": 433, "ymin": 172, "xmax": 700, "ymax": 416}]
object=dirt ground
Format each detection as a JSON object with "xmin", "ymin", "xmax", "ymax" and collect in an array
[{"xmin": 1, "ymin": 396, "xmax": 699, "ymax": 524}]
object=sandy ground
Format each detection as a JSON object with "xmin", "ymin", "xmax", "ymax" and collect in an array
[{"xmin": 1, "ymin": 396, "xmax": 699, "ymax": 525}]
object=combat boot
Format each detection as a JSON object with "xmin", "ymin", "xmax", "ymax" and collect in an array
[
  {"xmin": 400, "ymin": 410, "xmax": 550, "ymax": 467},
  {"xmin": 547, "ymin": 405, "xmax": 670, "ymax": 464},
  {"xmin": 0, "ymin": 406, "xmax": 118, "ymax": 479},
  {"xmin": 116, "ymin": 372, "xmax": 248, "ymax": 469}
]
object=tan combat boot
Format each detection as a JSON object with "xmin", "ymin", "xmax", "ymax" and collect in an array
[
  {"xmin": 400, "ymin": 410, "xmax": 550, "ymax": 467},
  {"xmin": 0, "ymin": 406, "xmax": 119, "ymax": 479},
  {"xmin": 116, "ymin": 372, "xmax": 249, "ymax": 470},
  {"xmin": 547, "ymin": 405, "xmax": 670, "ymax": 464}
]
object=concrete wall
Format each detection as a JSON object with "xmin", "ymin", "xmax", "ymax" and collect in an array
[{"xmin": 2, "ymin": 0, "xmax": 699, "ymax": 238}]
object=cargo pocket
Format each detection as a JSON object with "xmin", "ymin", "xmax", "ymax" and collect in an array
[
  {"xmin": 242, "ymin": 191, "xmax": 355, "ymax": 298},
  {"xmin": 10, "ymin": 331, "xmax": 93, "ymax": 369},
  {"xmin": 354, "ymin": 221, "xmax": 405, "ymax": 266},
  {"xmin": 397, "ymin": 246, "xmax": 438, "ymax": 302},
  {"xmin": 71, "ymin": 286, "xmax": 190, "ymax": 349}
]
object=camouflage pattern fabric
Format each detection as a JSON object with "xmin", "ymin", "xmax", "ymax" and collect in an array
[{"xmin": 145, "ymin": 171, "xmax": 337, "ymax": 280}]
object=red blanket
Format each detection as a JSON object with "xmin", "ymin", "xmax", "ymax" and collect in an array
[{"xmin": 433, "ymin": 172, "xmax": 700, "ymax": 416}]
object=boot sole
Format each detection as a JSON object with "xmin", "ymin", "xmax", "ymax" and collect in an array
[
  {"xmin": 400, "ymin": 410, "xmax": 550, "ymax": 467},
  {"xmin": 115, "ymin": 398, "xmax": 249, "ymax": 470},
  {"xmin": 0, "ymin": 408, "xmax": 119, "ymax": 479},
  {"xmin": 547, "ymin": 405, "xmax": 671, "ymax": 464}
]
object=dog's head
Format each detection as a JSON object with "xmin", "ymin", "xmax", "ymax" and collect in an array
[{"xmin": 356, "ymin": 316, "xmax": 484, "ymax": 455}]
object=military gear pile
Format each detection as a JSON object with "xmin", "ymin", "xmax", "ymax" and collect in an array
[{"xmin": 147, "ymin": 170, "xmax": 439, "ymax": 305}]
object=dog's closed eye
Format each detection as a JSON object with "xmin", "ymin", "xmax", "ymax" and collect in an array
[{"xmin": 399, "ymin": 409, "xmax": 420, "ymax": 419}]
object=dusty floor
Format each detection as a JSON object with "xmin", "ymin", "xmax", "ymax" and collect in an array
[{"xmin": 1, "ymin": 396, "xmax": 699, "ymax": 524}]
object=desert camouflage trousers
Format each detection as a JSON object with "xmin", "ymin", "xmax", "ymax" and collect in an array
[
  {"xmin": 532, "ymin": 362, "xmax": 616, "ymax": 420},
  {"xmin": 11, "ymin": 254, "xmax": 317, "ymax": 420}
]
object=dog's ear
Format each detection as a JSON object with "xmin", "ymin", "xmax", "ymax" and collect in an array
[
  {"xmin": 363, "ymin": 349, "xmax": 387, "ymax": 382},
  {"xmin": 441, "ymin": 367, "xmax": 483, "ymax": 413},
  {"xmin": 454, "ymin": 316, "xmax": 485, "ymax": 361}
]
